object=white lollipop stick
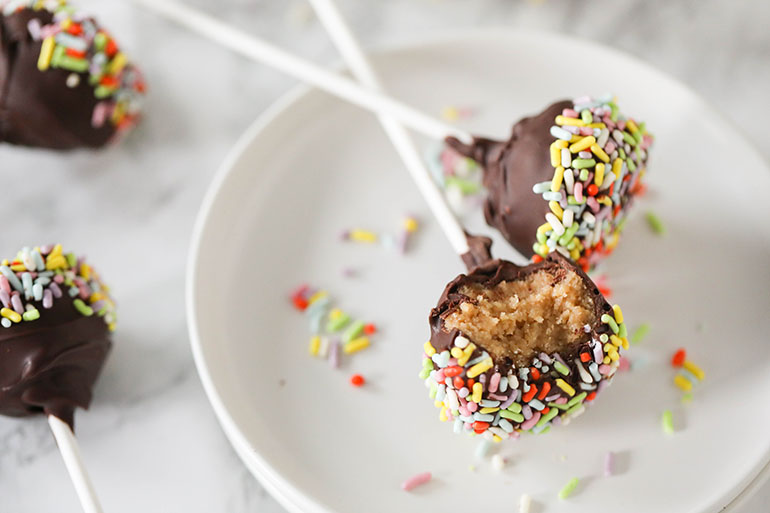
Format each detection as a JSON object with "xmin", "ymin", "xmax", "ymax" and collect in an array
[
  {"xmin": 128, "ymin": 0, "xmax": 471, "ymax": 144},
  {"xmin": 48, "ymin": 415, "xmax": 104, "ymax": 513},
  {"xmin": 306, "ymin": 0, "xmax": 469, "ymax": 255}
]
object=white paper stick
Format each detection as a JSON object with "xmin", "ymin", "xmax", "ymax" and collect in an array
[
  {"xmin": 129, "ymin": 0, "xmax": 472, "ymax": 144},
  {"xmin": 307, "ymin": 0, "xmax": 469, "ymax": 255},
  {"xmin": 48, "ymin": 415, "xmax": 103, "ymax": 513}
]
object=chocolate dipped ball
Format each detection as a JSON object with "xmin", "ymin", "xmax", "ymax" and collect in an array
[
  {"xmin": 0, "ymin": 244, "xmax": 115, "ymax": 429},
  {"xmin": 447, "ymin": 95, "xmax": 652, "ymax": 271},
  {"xmin": 0, "ymin": 0, "xmax": 145, "ymax": 150},
  {"xmin": 421, "ymin": 253, "xmax": 628, "ymax": 440}
]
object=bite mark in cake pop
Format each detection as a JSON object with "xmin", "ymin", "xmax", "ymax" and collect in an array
[
  {"xmin": 423, "ymin": 253, "xmax": 627, "ymax": 440},
  {"xmin": 0, "ymin": 0, "xmax": 145, "ymax": 149},
  {"xmin": 0, "ymin": 244, "xmax": 114, "ymax": 429}
]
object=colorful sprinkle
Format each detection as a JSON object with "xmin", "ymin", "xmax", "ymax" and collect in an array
[
  {"xmin": 401, "ymin": 471, "xmax": 431, "ymax": 491},
  {"xmin": 604, "ymin": 451, "xmax": 615, "ymax": 477},
  {"xmin": 662, "ymin": 410, "xmax": 674, "ymax": 434},
  {"xmin": 630, "ymin": 323, "xmax": 650, "ymax": 344},
  {"xmin": 645, "ymin": 211, "xmax": 665, "ymax": 235},
  {"xmin": 558, "ymin": 477, "xmax": 580, "ymax": 500},
  {"xmin": 350, "ymin": 374, "xmax": 365, "ymax": 387},
  {"xmin": 671, "ymin": 349, "xmax": 686, "ymax": 367},
  {"xmin": 519, "ymin": 494, "xmax": 533, "ymax": 513}
]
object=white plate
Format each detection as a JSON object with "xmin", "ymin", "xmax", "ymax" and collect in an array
[{"xmin": 187, "ymin": 30, "xmax": 770, "ymax": 513}]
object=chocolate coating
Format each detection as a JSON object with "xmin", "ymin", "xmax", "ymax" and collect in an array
[
  {"xmin": 447, "ymin": 100, "xmax": 571, "ymax": 259},
  {"xmin": 0, "ymin": 295, "xmax": 111, "ymax": 430},
  {"xmin": 430, "ymin": 252, "xmax": 611, "ymax": 371}
]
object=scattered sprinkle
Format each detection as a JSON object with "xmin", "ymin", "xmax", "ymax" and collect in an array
[
  {"xmin": 645, "ymin": 211, "xmax": 665, "ymax": 235},
  {"xmin": 604, "ymin": 451, "xmax": 615, "ymax": 477},
  {"xmin": 671, "ymin": 349, "xmax": 686, "ymax": 367},
  {"xmin": 630, "ymin": 323, "xmax": 650, "ymax": 344},
  {"xmin": 427, "ymin": 143, "xmax": 484, "ymax": 215},
  {"xmin": 350, "ymin": 374, "xmax": 365, "ymax": 387},
  {"xmin": 558, "ymin": 477, "xmax": 580, "ymax": 500},
  {"xmin": 662, "ymin": 410, "xmax": 674, "ymax": 434},
  {"xmin": 401, "ymin": 471, "xmax": 431, "ymax": 492},
  {"xmin": 519, "ymin": 494, "xmax": 533, "ymax": 513},
  {"xmin": 491, "ymin": 454, "xmax": 505, "ymax": 471},
  {"xmin": 341, "ymin": 214, "xmax": 420, "ymax": 255}
]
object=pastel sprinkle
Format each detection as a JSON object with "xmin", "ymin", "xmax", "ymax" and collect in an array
[
  {"xmin": 645, "ymin": 211, "xmax": 665, "ymax": 235},
  {"xmin": 630, "ymin": 323, "xmax": 650, "ymax": 344},
  {"xmin": 604, "ymin": 451, "xmax": 615, "ymax": 477},
  {"xmin": 401, "ymin": 472, "xmax": 431, "ymax": 491},
  {"xmin": 519, "ymin": 494, "xmax": 533, "ymax": 513},
  {"xmin": 558, "ymin": 477, "xmax": 580, "ymax": 500},
  {"xmin": 662, "ymin": 410, "xmax": 674, "ymax": 434}
]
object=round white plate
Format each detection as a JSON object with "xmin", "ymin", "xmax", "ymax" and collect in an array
[{"xmin": 187, "ymin": 30, "xmax": 770, "ymax": 513}]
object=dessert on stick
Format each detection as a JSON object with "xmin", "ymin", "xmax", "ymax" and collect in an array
[
  {"xmin": 0, "ymin": 0, "xmax": 145, "ymax": 149},
  {"xmin": 0, "ymin": 244, "xmax": 115, "ymax": 512}
]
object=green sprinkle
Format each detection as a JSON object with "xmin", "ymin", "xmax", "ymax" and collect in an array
[
  {"xmin": 630, "ymin": 323, "xmax": 650, "ymax": 344},
  {"xmin": 619, "ymin": 147, "xmax": 626, "ymax": 159},
  {"xmin": 553, "ymin": 361, "xmax": 570, "ymax": 376},
  {"xmin": 572, "ymin": 158, "xmax": 596, "ymax": 169},
  {"xmin": 558, "ymin": 477, "xmax": 580, "ymax": 500},
  {"xmin": 326, "ymin": 312, "xmax": 350, "ymax": 332},
  {"xmin": 57, "ymin": 56, "xmax": 89, "ymax": 73},
  {"xmin": 66, "ymin": 253, "xmax": 77, "ymax": 268},
  {"xmin": 627, "ymin": 158, "xmax": 637, "ymax": 172},
  {"xmin": 73, "ymin": 299, "xmax": 93, "ymax": 317},
  {"xmin": 51, "ymin": 45, "xmax": 66, "ymax": 66},
  {"xmin": 429, "ymin": 381, "xmax": 437, "ymax": 399},
  {"xmin": 609, "ymin": 102, "xmax": 619, "ymax": 121},
  {"xmin": 342, "ymin": 320, "xmax": 364, "ymax": 343},
  {"xmin": 505, "ymin": 402, "xmax": 522, "ymax": 414},
  {"xmin": 94, "ymin": 32, "xmax": 108, "ymax": 51},
  {"xmin": 558, "ymin": 223, "xmax": 580, "ymax": 246},
  {"xmin": 646, "ymin": 211, "xmax": 665, "ymax": 235},
  {"xmin": 633, "ymin": 130, "xmax": 643, "ymax": 144},
  {"xmin": 547, "ymin": 402, "xmax": 570, "ymax": 411},
  {"xmin": 535, "ymin": 408, "xmax": 559, "ymax": 428},
  {"xmin": 601, "ymin": 314, "xmax": 619, "ymax": 334},
  {"xmin": 662, "ymin": 410, "xmax": 674, "ymax": 434},
  {"xmin": 537, "ymin": 426, "xmax": 551, "ymax": 435},
  {"xmin": 499, "ymin": 410, "xmax": 524, "ymax": 423},
  {"xmin": 618, "ymin": 322, "xmax": 628, "ymax": 339},
  {"xmin": 536, "ymin": 231, "xmax": 547, "ymax": 244},
  {"xmin": 579, "ymin": 168, "xmax": 590, "ymax": 181},
  {"xmin": 423, "ymin": 358, "xmax": 434, "ymax": 370},
  {"xmin": 419, "ymin": 368, "xmax": 431, "ymax": 380},
  {"xmin": 94, "ymin": 85, "xmax": 116, "ymax": 99},
  {"xmin": 567, "ymin": 392, "xmax": 587, "ymax": 407},
  {"xmin": 622, "ymin": 131, "xmax": 636, "ymax": 146},
  {"xmin": 580, "ymin": 110, "xmax": 593, "ymax": 124},
  {"xmin": 681, "ymin": 393, "xmax": 693, "ymax": 404},
  {"xmin": 445, "ymin": 176, "xmax": 480, "ymax": 195},
  {"xmin": 22, "ymin": 309, "xmax": 40, "ymax": 321},
  {"xmin": 566, "ymin": 403, "xmax": 584, "ymax": 416}
]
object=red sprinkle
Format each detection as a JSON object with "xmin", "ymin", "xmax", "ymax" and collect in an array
[
  {"xmin": 65, "ymin": 48, "xmax": 86, "ymax": 58},
  {"xmin": 105, "ymin": 38, "xmax": 118, "ymax": 57},
  {"xmin": 671, "ymin": 349, "xmax": 686, "ymax": 367},
  {"xmin": 532, "ymin": 254, "xmax": 544, "ymax": 263},
  {"xmin": 587, "ymin": 184, "xmax": 599, "ymax": 196},
  {"xmin": 292, "ymin": 296, "xmax": 308, "ymax": 311},
  {"xmin": 67, "ymin": 23, "xmax": 82, "ymax": 35},
  {"xmin": 586, "ymin": 392, "xmax": 597, "ymax": 401},
  {"xmin": 443, "ymin": 366, "xmax": 463, "ymax": 378},
  {"xmin": 522, "ymin": 384, "xmax": 538, "ymax": 403},
  {"xmin": 580, "ymin": 352, "xmax": 591, "ymax": 363},
  {"xmin": 350, "ymin": 374, "xmax": 365, "ymax": 387},
  {"xmin": 537, "ymin": 381, "xmax": 551, "ymax": 401},
  {"xmin": 453, "ymin": 377, "xmax": 464, "ymax": 389},
  {"xmin": 472, "ymin": 421, "xmax": 489, "ymax": 433},
  {"xmin": 363, "ymin": 323, "xmax": 377, "ymax": 335},
  {"xmin": 529, "ymin": 367, "xmax": 541, "ymax": 381}
]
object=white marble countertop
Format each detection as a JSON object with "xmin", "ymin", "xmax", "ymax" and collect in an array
[{"xmin": 1, "ymin": 0, "xmax": 768, "ymax": 511}]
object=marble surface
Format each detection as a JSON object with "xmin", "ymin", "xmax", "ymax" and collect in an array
[{"xmin": 0, "ymin": 0, "xmax": 767, "ymax": 511}]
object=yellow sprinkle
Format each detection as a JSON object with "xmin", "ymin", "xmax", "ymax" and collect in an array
[
  {"xmin": 60, "ymin": 17, "xmax": 71, "ymax": 30},
  {"xmin": 597, "ymin": 196, "xmax": 613, "ymax": 206},
  {"xmin": 89, "ymin": 292, "xmax": 105, "ymax": 304},
  {"xmin": 621, "ymin": 337, "xmax": 629, "ymax": 350},
  {"xmin": 349, "ymin": 229, "xmax": 377, "ymax": 243},
  {"xmin": 683, "ymin": 361, "xmax": 705, "ymax": 381},
  {"xmin": 555, "ymin": 378, "xmax": 575, "ymax": 397},
  {"xmin": 1, "ymin": 260, "xmax": 7, "ymax": 266},
  {"xmin": 607, "ymin": 232, "xmax": 620, "ymax": 250},
  {"xmin": 603, "ymin": 342, "xmax": 614, "ymax": 353},
  {"xmin": 480, "ymin": 407, "xmax": 500, "ymax": 414},
  {"xmin": 537, "ymin": 223, "xmax": 552, "ymax": 235},
  {"xmin": 603, "ymin": 356, "xmax": 611, "ymax": 364},
  {"xmin": 551, "ymin": 166, "xmax": 565, "ymax": 192},
  {"xmin": 10, "ymin": 264, "xmax": 26, "ymax": 272},
  {"xmin": 467, "ymin": 357, "xmax": 493, "ymax": 378},
  {"xmin": 424, "ymin": 341, "xmax": 437, "ymax": 357},
  {"xmin": 45, "ymin": 255, "xmax": 67, "ymax": 270},
  {"xmin": 434, "ymin": 400, "xmax": 443, "ymax": 408},
  {"xmin": 472, "ymin": 382, "xmax": 483, "ymax": 403},
  {"xmin": 537, "ymin": 243, "xmax": 549, "ymax": 257},
  {"xmin": 612, "ymin": 304, "xmax": 624, "ymax": 324},
  {"xmin": 549, "ymin": 201, "xmax": 564, "ymax": 219},
  {"xmin": 610, "ymin": 335, "xmax": 623, "ymax": 347},
  {"xmin": 1, "ymin": 308, "xmax": 22, "ymax": 323},
  {"xmin": 612, "ymin": 158, "xmax": 623, "ymax": 177},
  {"xmin": 590, "ymin": 144, "xmax": 610, "ymax": 163},
  {"xmin": 329, "ymin": 308, "xmax": 343, "ymax": 320},
  {"xmin": 309, "ymin": 335, "xmax": 320, "ymax": 356},
  {"xmin": 555, "ymin": 115, "xmax": 585, "ymax": 127},
  {"xmin": 609, "ymin": 349, "xmax": 620, "ymax": 362},
  {"xmin": 439, "ymin": 407, "xmax": 448, "ymax": 422},
  {"xmin": 344, "ymin": 336, "xmax": 370, "ymax": 354},
  {"xmin": 594, "ymin": 163, "xmax": 605, "ymax": 186},
  {"xmin": 308, "ymin": 290, "xmax": 327, "ymax": 305},
  {"xmin": 108, "ymin": 322, "xmax": 117, "ymax": 332},
  {"xmin": 569, "ymin": 135, "xmax": 595, "ymax": 153},
  {"xmin": 450, "ymin": 346, "xmax": 463, "ymax": 359},
  {"xmin": 674, "ymin": 374, "xmax": 692, "ymax": 392},
  {"xmin": 107, "ymin": 52, "xmax": 127, "ymax": 75},
  {"xmin": 457, "ymin": 343, "xmax": 476, "ymax": 367},
  {"xmin": 626, "ymin": 119, "xmax": 639, "ymax": 134},
  {"xmin": 550, "ymin": 143, "xmax": 561, "ymax": 167},
  {"xmin": 570, "ymin": 248, "xmax": 580, "ymax": 261},
  {"xmin": 403, "ymin": 217, "xmax": 419, "ymax": 233},
  {"xmin": 570, "ymin": 134, "xmax": 583, "ymax": 143},
  {"xmin": 80, "ymin": 263, "xmax": 92, "ymax": 281},
  {"xmin": 587, "ymin": 122, "xmax": 606, "ymax": 129},
  {"xmin": 38, "ymin": 36, "xmax": 55, "ymax": 71},
  {"xmin": 441, "ymin": 106, "xmax": 459, "ymax": 122},
  {"xmin": 492, "ymin": 435, "xmax": 502, "ymax": 443},
  {"xmin": 50, "ymin": 244, "xmax": 62, "ymax": 258}
]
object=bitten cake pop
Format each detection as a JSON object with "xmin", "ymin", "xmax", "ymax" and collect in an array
[
  {"xmin": 0, "ymin": 244, "xmax": 115, "ymax": 429},
  {"xmin": 447, "ymin": 95, "xmax": 652, "ymax": 271},
  {"xmin": 0, "ymin": 0, "xmax": 145, "ymax": 149},
  {"xmin": 422, "ymin": 252, "xmax": 627, "ymax": 440}
]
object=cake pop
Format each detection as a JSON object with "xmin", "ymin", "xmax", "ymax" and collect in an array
[{"xmin": 0, "ymin": 0, "xmax": 145, "ymax": 149}]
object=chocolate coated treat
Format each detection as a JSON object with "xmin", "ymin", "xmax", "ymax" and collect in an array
[{"xmin": 0, "ymin": 2, "xmax": 144, "ymax": 150}]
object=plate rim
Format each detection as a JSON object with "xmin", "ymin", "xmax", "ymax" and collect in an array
[{"xmin": 186, "ymin": 27, "xmax": 770, "ymax": 513}]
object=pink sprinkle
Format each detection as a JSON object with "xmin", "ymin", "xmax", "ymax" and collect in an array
[
  {"xmin": 617, "ymin": 120, "xmax": 626, "ymax": 131},
  {"xmin": 554, "ymin": 396, "xmax": 568, "ymax": 405},
  {"xmin": 53, "ymin": 274, "xmax": 64, "ymax": 284},
  {"xmin": 434, "ymin": 370, "xmax": 445, "ymax": 382},
  {"xmin": 49, "ymin": 282, "xmax": 62, "ymax": 298},
  {"xmin": 0, "ymin": 290, "xmax": 9, "ymax": 308},
  {"xmin": 489, "ymin": 372, "xmax": 501, "ymax": 393},
  {"xmin": 520, "ymin": 411, "xmax": 541, "ymax": 430},
  {"xmin": 401, "ymin": 472, "xmax": 431, "ymax": 492},
  {"xmin": 598, "ymin": 364, "xmax": 612, "ymax": 375},
  {"xmin": 11, "ymin": 294, "xmax": 24, "ymax": 314},
  {"xmin": 42, "ymin": 289, "xmax": 53, "ymax": 309},
  {"xmin": 562, "ymin": 108, "xmax": 578, "ymax": 118},
  {"xmin": 91, "ymin": 102, "xmax": 111, "ymax": 128},
  {"xmin": 467, "ymin": 402, "xmax": 478, "ymax": 413},
  {"xmin": 579, "ymin": 126, "xmax": 593, "ymax": 136},
  {"xmin": 618, "ymin": 357, "xmax": 631, "ymax": 372},
  {"xmin": 0, "ymin": 276, "xmax": 9, "ymax": 294},
  {"xmin": 604, "ymin": 451, "xmax": 615, "ymax": 477},
  {"xmin": 447, "ymin": 358, "xmax": 458, "ymax": 366},
  {"xmin": 488, "ymin": 393, "xmax": 508, "ymax": 401},
  {"xmin": 586, "ymin": 196, "xmax": 600, "ymax": 213},
  {"xmin": 440, "ymin": 149, "xmax": 459, "ymax": 174},
  {"xmin": 328, "ymin": 340, "xmax": 339, "ymax": 368},
  {"xmin": 458, "ymin": 388, "xmax": 469, "ymax": 399},
  {"xmin": 604, "ymin": 141, "xmax": 616, "ymax": 155},
  {"xmin": 459, "ymin": 406, "xmax": 470, "ymax": 416},
  {"xmin": 574, "ymin": 182, "xmax": 584, "ymax": 203}
]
